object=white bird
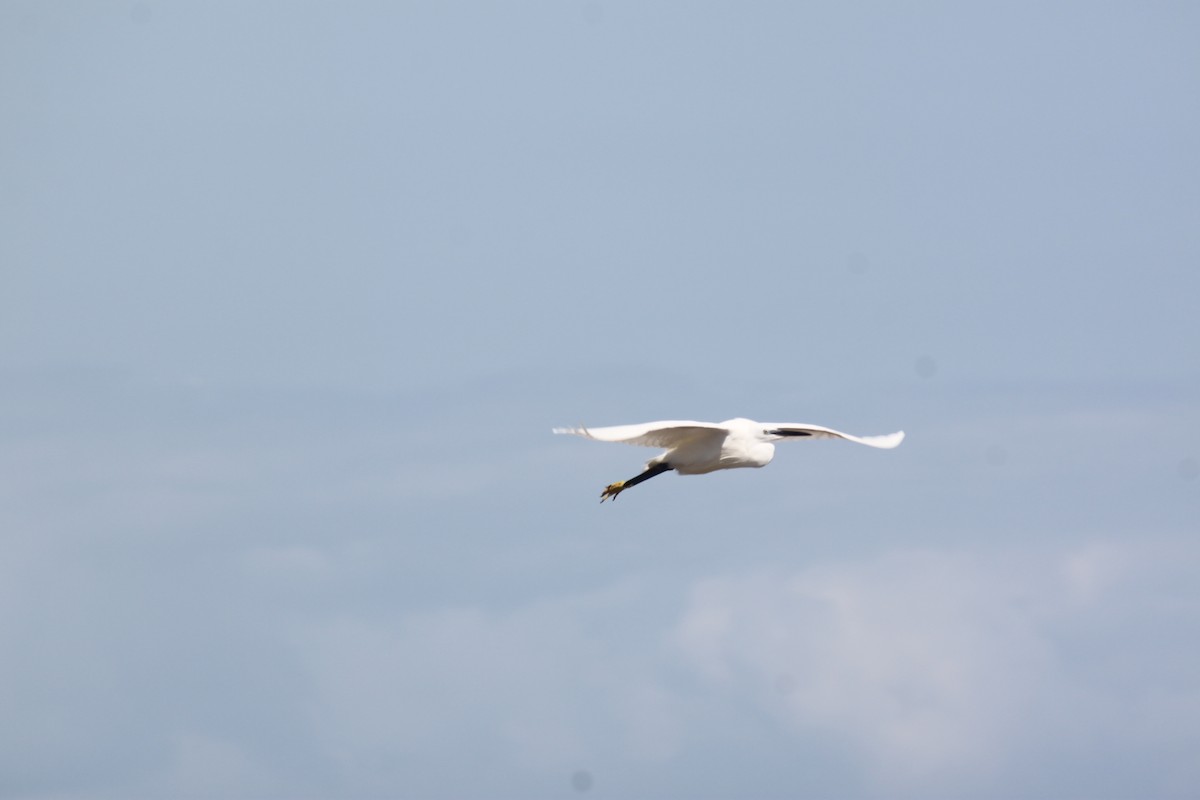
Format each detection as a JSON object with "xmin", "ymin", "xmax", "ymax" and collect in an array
[{"xmin": 553, "ymin": 418, "xmax": 904, "ymax": 502}]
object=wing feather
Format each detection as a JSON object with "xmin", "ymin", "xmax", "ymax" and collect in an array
[
  {"xmin": 552, "ymin": 420, "xmax": 728, "ymax": 449},
  {"xmin": 764, "ymin": 423, "xmax": 906, "ymax": 449}
]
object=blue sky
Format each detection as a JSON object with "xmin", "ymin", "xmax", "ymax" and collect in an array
[{"xmin": 3, "ymin": 2, "xmax": 1199, "ymax": 798}]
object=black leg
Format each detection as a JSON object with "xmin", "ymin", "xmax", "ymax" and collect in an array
[{"xmin": 601, "ymin": 462, "xmax": 673, "ymax": 502}]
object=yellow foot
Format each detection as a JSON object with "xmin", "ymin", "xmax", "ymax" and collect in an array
[{"xmin": 600, "ymin": 481, "xmax": 626, "ymax": 502}]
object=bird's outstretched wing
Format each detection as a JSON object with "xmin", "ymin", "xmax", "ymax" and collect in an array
[
  {"xmin": 764, "ymin": 423, "xmax": 905, "ymax": 449},
  {"xmin": 552, "ymin": 420, "xmax": 729, "ymax": 449}
]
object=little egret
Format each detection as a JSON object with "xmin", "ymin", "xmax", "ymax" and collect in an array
[{"xmin": 553, "ymin": 418, "xmax": 905, "ymax": 502}]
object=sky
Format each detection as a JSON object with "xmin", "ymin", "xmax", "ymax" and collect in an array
[{"xmin": 2, "ymin": 1, "xmax": 1199, "ymax": 798}]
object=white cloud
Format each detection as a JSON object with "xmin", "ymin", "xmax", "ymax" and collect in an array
[
  {"xmin": 274, "ymin": 536, "xmax": 1200, "ymax": 797},
  {"xmin": 671, "ymin": 540, "xmax": 1200, "ymax": 795},
  {"xmin": 291, "ymin": 581, "xmax": 687, "ymax": 796},
  {"xmin": 141, "ymin": 733, "xmax": 284, "ymax": 800}
]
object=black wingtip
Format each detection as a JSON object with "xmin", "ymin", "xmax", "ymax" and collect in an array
[{"xmin": 768, "ymin": 429, "xmax": 813, "ymax": 437}]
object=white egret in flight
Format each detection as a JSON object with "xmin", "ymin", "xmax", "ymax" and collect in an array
[{"xmin": 553, "ymin": 418, "xmax": 904, "ymax": 502}]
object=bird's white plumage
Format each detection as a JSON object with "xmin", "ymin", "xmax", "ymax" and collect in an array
[
  {"xmin": 554, "ymin": 417, "xmax": 904, "ymax": 480},
  {"xmin": 758, "ymin": 423, "xmax": 906, "ymax": 450},
  {"xmin": 553, "ymin": 419, "xmax": 904, "ymax": 450},
  {"xmin": 551, "ymin": 420, "xmax": 728, "ymax": 449}
]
